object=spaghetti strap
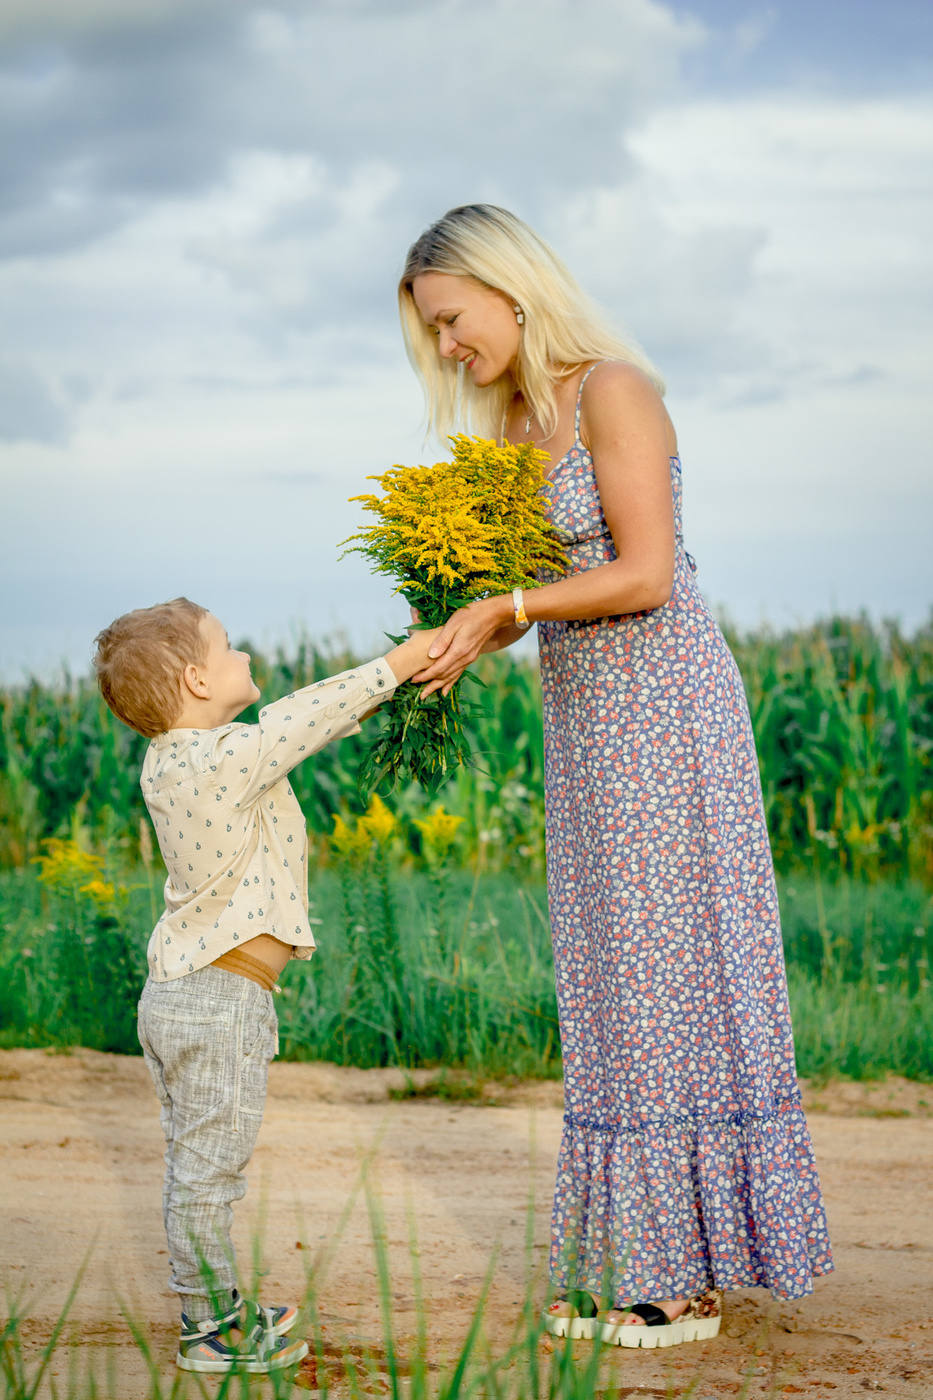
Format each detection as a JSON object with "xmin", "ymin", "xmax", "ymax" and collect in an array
[{"xmin": 574, "ymin": 360, "xmax": 608, "ymax": 441}]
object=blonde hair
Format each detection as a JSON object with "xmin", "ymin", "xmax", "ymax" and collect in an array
[
  {"xmin": 94, "ymin": 598, "xmax": 209, "ymax": 738},
  {"xmin": 399, "ymin": 203, "xmax": 665, "ymax": 443}
]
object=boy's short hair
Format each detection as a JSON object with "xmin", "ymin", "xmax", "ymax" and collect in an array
[{"xmin": 94, "ymin": 598, "xmax": 209, "ymax": 738}]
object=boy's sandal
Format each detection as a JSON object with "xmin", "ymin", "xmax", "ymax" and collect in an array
[
  {"xmin": 177, "ymin": 1301, "xmax": 308, "ymax": 1374},
  {"xmin": 543, "ymin": 1289, "xmax": 601, "ymax": 1340},
  {"xmin": 600, "ymin": 1289, "xmax": 722, "ymax": 1349}
]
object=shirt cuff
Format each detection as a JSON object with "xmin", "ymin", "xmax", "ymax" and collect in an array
[{"xmin": 359, "ymin": 655, "xmax": 400, "ymax": 700}]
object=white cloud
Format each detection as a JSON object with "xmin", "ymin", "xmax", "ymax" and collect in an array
[{"xmin": 554, "ymin": 94, "xmax": 933, "ymax": 391}]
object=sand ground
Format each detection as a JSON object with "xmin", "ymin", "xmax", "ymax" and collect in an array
[{"xmin": 1, "ymin": 1049, "xmax": 932, "ymax": 1399}]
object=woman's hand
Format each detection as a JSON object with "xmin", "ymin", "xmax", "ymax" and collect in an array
[{"xmin": 412, "ymin": 595, "xmax": 513, "ymax": 696}]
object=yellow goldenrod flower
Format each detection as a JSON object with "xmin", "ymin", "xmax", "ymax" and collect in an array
[
  {"xmin": 330, "ymin": 812, "xmax": 373, "ymax": 863},
  {"xmin": 414, "ymin": 807, "xmax": 463, "ymax": 861},
  {"xmin": 358, "ymin": 794, "xmax": 398, "ymax": 846},
  {"xmin": 33, "ymin": 839, "xmax": 122, "ymax": 912},
  {"xmin": 343, "ymin": 434, "xmax": 567, "ymax": 796},
  {"xmin": 344, "ymin": 435, "xmax": 566, "ymax": 616},
  {"xmin": 79, "ymin": 878, "xmax": 118, "ymax": 911},
  {"xmin": 33, "ymin": 838, "xmax": 105, "ymax": 891}
]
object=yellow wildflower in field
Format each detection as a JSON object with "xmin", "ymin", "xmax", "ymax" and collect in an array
[
  {"xmin": 331, "ymin": 797, "xmax": 400, "ymax": 862},
  {"xmin": 414, "ymin": 807, "xmax": 463, "ymax": 862},
  {"xmin": 33, "ymin": 839, "xmax": 120, "ymax": 913},
  {"xmin": 79, "ymin": 878, "xmax": 118, "ymax": 911},
  {"xmin": 358, "ymin": 794, "xmax": 398, "ymax": 847},
  {"xmin": 330, "ymin": 813, "xmax": 373, "ymax": 864},
  {"xmin": 33, "ymin": 838, "xmax": 104, "ymax": 891}
]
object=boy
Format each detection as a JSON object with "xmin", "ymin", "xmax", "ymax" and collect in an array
[{"xmin": 94, "ymin": 597, "xmax": 438, "ymax": 1374}]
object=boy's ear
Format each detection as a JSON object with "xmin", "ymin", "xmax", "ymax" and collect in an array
[{"xmin": 181, "ymin": 662, "xmax": 211, "ymax": 701}]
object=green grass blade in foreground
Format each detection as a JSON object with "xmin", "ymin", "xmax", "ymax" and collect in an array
[
  {"xmin": 405, "ymin": 1197, "xmax": 430, "ymax": 1400},
  {"xmin": 1, "ymin": 1241, "xmax": 94, "ymax": 1400},
  {"xmin": 366, "ymin": 1185, "xmax": 402, "ymax": 1400},
  {"xmin": 1, "ymin": 1217, "xmax": 726, "ymax": 1400},
  {"xmin": 436, "ymin": 1245, "xmax": 499, "ymax": 1400}
]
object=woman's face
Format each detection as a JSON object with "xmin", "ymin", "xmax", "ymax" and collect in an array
[{"xmin": 412, "ymin": 272, "xmax": 522, "ymax": 387}]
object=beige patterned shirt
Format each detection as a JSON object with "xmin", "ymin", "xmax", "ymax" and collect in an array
[{"xmin": 141, "ymin": 658, "xmax": 398, "ymax": 981}]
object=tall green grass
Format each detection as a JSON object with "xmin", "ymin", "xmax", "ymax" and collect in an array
[
  {"xmin": 0, "ymin": 614, "xmax": 931, "ymax": 1080},
  {"xmin": 1, "ymin": 858, "xmax": 930, "ymax": 1080},
  {"xmin": 3, "ymin": 614, "xmax": 930, "ymax": 881},
  {"xmin": 725, "ymin": 614, "xmax": 933, "ymax": 883}
]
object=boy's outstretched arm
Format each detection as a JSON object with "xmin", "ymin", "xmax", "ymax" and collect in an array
[
  {"xmin": 382, "ymin": 628, "xmax": 441, "ymax": 684},
  {"xmin": 204, "ymin": 629, "xmax": 443, "ymax": 803},
  {"xmin": 357, "ymin": 628, "xmax": 441, "ymax": 719}
]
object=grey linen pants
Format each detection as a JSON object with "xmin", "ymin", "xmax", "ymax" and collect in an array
[{"xmin": 137, "ymin": 965, "xmax": 278, "ymax": 1321}]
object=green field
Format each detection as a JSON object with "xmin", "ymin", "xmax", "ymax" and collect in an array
[{"xmin": 0, "ymin": 613, "xmax": 931, "ymax": 1080}]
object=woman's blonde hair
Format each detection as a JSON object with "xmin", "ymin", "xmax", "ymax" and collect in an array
[{"xmin": 398, "ymin": 203, "xmax": 664, "ymax": 444}]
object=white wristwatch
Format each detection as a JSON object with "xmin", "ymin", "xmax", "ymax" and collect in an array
[{"xmin": 512, "ymin": 587, "xmax": 531, "ymax": 630}]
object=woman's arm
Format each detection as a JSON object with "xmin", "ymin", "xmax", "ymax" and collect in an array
[{"xmin": 414, "ymin": 364, "xmax": 676, "ymax": 695}]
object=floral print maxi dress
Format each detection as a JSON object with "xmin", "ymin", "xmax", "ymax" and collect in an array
[{"xmin": 537, "ymin": 370, "xmax": 833, "ymax": 1305}]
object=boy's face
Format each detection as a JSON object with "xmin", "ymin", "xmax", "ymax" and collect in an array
[{"xmin": 198, "ymin": 614, "xmax": 261, "ymax": 718}]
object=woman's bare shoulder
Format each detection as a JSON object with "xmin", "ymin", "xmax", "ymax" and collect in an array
[
  {"xmin": 583, "ymin": 359, "xmax": 662, "ymax": 404},
  {"xmin": 580, "ymin": 359, "xmax": 670, "ymax": 440}
]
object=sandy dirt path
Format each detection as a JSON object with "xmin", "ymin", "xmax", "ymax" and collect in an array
[{"xmin": 1, "ymin": 1049, "xmax": 932, "ymax": 1399}]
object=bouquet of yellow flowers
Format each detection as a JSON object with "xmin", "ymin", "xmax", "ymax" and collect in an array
[{"xmin": 344, "ymin": 433, "xmax": 566, "ymax": 797}]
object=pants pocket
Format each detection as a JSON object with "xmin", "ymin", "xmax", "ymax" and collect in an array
[
  {"xmin": 239, "ymin": 998, "xmax": 277, "ymax": 1124},
  {"xmin": 143, "ymin": 1001, "xmax": 236, "ymax": 1117}
]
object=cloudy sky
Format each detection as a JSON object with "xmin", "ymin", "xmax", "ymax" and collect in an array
[{"xmin": 1, "ymin": 0, "xmax": 931, "ymax": 678}]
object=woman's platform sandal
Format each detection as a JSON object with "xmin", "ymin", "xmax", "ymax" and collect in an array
[
  {"xmin": 544, "ymin": 1289, "xmax": 600, "ymax": 1340},
  {"xmin": 177, "ymin": 1298, "xmax": 308, "ymax": 1374},
  {"xmin": 600, "ymin": 1289, "xmax": 722, "ymax": 1349}
]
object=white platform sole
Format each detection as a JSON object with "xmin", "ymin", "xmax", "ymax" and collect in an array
[
  {"xmin": 543, "ymin": 1311, "xmax": 600, "ymax": 1340},
  {"xmin": 601, "ymin": 1313, "xmax": 721, "ymax": 1348}
]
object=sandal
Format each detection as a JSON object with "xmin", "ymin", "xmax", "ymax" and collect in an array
[
  {"xmin": 600, "ymin": 1288, "xmax": 722, "ymax": 1349},
  {"xmin": 177, "ymin": 1299, "xmax": 308, "ymax": 1373},
  {"xmin": 680, "ymin": 1287, "xmax": 723, "ymax": 1342},
  {"xmin": 543, "ymin": 1289, "xmax": 600, "ymax": 1340}
]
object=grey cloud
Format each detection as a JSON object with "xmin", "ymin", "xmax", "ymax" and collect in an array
[
  {"xmin": 554, "ymin": 192, "xmax": 771, "ymax": 392},
  {"xmin": 0, "ymin": 0, "xmax": 207, "ymax": 44},
  {"xmin": 830, "ymin": 365, "xmax": 884, "ymax": 387},
  {"xmin": 0, "ymin": 360, "xmax": 70, "ymax": 442},
  {"xmin": 0, "ymin": 1, "xmax": 703, "ymax": 258}
]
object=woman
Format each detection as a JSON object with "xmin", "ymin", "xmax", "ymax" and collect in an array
[{"xmin": 404, "ymin": 204, "xmax": 833, "ymax": 1346}]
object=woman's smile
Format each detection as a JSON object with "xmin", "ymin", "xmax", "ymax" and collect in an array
[{"xmin": 411, "ymin": 271, "xmax": 522, "ymax": 386}]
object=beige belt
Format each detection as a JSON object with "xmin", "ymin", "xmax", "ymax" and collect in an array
[{"xmin": 211, "ymin": 946, "xmax": 278, "ymax": 991}]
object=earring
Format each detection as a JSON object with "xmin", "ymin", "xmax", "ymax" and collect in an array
[{"xmin": 514, "ymin": 305, "xmax": 525, "ymax": 325}]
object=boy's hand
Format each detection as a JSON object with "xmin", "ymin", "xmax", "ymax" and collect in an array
[{"xmin": 384, "ymin": 627, "xmax": 443, "ymax": 686}]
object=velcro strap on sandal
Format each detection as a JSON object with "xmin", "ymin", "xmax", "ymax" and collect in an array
[
  {"xmin": 628, "ymin": 1303, "xmax": 671, "ymax": 1327},
  {"xmin": 185, "ymin": 1319, "xmax": 222, "ymax": 1338}
]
